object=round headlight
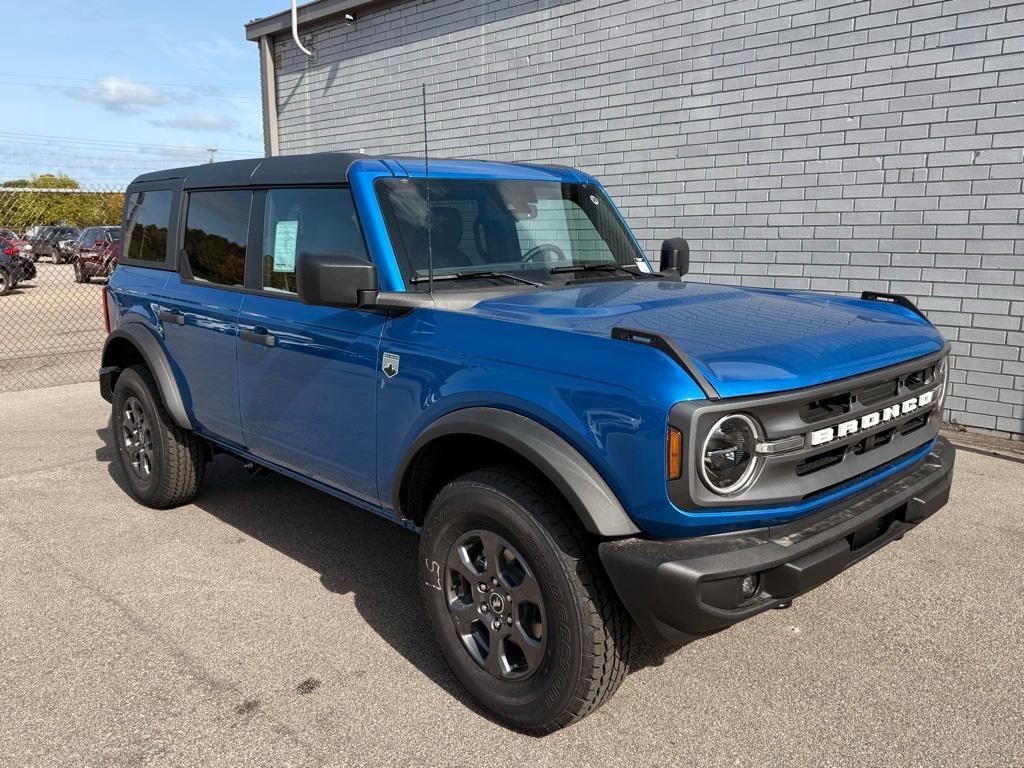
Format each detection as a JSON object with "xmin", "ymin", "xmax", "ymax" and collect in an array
[{"xmin": 700, "ymin": 414, "xmax": 761, "ymax": 495}]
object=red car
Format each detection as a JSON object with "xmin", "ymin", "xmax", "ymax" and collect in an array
[{"xmin": 73, "ymin": 226, "xmax": 121, "ymax": 283}]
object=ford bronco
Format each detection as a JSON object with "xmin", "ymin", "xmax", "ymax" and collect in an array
[{"xmin": 100, "ymin": 153, "xmax": 954, "ymax": 732}]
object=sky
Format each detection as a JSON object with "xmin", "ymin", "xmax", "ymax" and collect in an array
[{"xmin": 3, "ymin": 0, "xmax": 289, "ymax": 188}]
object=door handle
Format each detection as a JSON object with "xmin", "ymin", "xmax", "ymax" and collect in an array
[
  {"xmin": 159, "ymin": 310, "xmax": 185, "ymax": 326},
  {"xmin": 240, "ymin": 328, "xmax": 276, "ymax": 347}
]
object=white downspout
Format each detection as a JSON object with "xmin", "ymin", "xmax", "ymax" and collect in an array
[{"xmin": 291, "ymin": 0, "xmax": 313, "ymax": 56}]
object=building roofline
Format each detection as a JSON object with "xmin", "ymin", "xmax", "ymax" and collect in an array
[{"xmin": 244, "ymin": 0, "xmax": 389, "ymax": 41}]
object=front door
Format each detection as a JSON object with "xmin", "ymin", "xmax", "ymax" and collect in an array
[{"xmin": 236, "ymin": 186, "xmax": 384, "ymax": 504}]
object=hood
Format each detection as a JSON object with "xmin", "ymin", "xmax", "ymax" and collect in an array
[{"xmin": 465, "ymin": 280, "xmax": 946, "ymax": 399}]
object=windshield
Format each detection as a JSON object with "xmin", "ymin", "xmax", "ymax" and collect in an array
[
  {"xmin": 376, "ymin": 178, "xmax": 647, "ymax": 292},
  {"xmin": 106, "ymin": 228, "xmax": 122, "ymax": 242}
]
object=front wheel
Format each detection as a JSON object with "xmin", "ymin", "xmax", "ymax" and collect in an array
[{"xmin": 419, "ymin": 467, "xmax": 632, "ymax": 733}]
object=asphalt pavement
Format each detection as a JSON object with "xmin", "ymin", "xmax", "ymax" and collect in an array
[{"xmin": 2, "ymin": 382, "xmax": 1022, "ymax": 767}]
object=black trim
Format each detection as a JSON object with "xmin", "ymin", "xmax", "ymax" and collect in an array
[
  {"xmin": 860, "ymin": 290, "xmax": 929, "ymax": 321},
  {"xmin": 100, "ymin": 324, "xmax": 192, "ymax": 429},
  {"xmin": 611, "ymin": 326, "xmax": 720, "ymax": 400},
  {"xmin": 393, "ymin": 407, "xmax": 640, "ymax": 537},
  {"xmin": 600, "ymin": 437, "xmax": 955, "ymax": 644}
]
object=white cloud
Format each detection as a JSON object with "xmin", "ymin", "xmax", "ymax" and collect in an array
[
  {"xmin": 65, "ymin": 76, "xmax": 168, "ymax": 113},
  {"xmin": 149, "ymin": 115, "xmax": 239, "ymax": 133}
]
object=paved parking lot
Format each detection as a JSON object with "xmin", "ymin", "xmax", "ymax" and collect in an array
[
  {"xmin": 2, "ymin": 382, "xmax": 1022, "ymax": 767},
  {"xmin": 0, "ymin": 261, "xmax": 106, "ymax": 392}
]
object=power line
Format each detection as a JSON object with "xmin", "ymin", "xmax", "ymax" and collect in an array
[
  {"xmin": 0, "ymin": 72, "xmax": 258, "ymax": 94},
  {"xmin": 0, "ymin": 81, "xmax": 262, "ymax": 100},
  {"xmin": 0, "ymin": 130, "xmax": 257, "ymax": 156}
]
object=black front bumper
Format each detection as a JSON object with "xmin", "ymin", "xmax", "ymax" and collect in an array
[{"xmin": 599, "ymin": 437, "xmax": 955, "ymax": 645}]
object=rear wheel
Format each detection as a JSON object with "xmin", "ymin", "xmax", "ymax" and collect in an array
[
  {"xmin": 419, "ymin": 466, "xmax": 632, "ymax": 733},
  {"xmin": 73, "ymin": 261, "xmax": 85, "ymax": 283},
  {"xmin": 0, "ymin": 268, "xmax": 10, "ymax": 296},
  {"xmin": 112, "ymin": 365, "xmax": 206, "ymax": 508}
]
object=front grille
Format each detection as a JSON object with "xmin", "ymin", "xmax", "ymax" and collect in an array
[{"xmin": 669, "ymin": 348, "xmax": 948, "ymax": 510}]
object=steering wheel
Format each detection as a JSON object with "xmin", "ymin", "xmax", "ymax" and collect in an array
[{"xmin": 522, "ymin": 243, "xmax": 566, "ymax": 264}]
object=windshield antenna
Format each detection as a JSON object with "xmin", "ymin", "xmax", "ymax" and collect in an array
[{"xmin": 421, "ymin": 83, "xmax": 433, "ymax": 295}]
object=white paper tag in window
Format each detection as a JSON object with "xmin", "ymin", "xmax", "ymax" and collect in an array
[
  {"xmin": 273, "ymin": 221, "xmax": 299, "ymax": 272},
  {"xmin": 634, "ymin": 258, "xmax": 653, "ymax": 273}
]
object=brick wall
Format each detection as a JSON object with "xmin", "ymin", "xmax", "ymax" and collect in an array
[{"xmin": 267, "ymin": 0, "xmax": 1024, "ymax": 438}]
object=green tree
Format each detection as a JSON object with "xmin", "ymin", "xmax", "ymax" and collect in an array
[{"xmin": 0, "ymin": 174, "xmax": 123, "ymax": 231}]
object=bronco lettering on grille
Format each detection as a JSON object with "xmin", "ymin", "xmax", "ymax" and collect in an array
[{"xmin": 809, "ymin": 390, "xmax": 935, "ymax": 447}]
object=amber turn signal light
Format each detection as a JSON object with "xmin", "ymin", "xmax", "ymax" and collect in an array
[{"xmin": 667, "ymin": 427, "xmax": 682, "ymax": 481}]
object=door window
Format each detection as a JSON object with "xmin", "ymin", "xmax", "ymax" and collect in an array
[
  {"xmin": 184, "ymin": 190, "xmax": 250, "ymax": 287},
  {"xmin": 260, "ymin": 187, "xmax": 368, "ymax": 294},
  {"xmin": 124, "ymin": 190, "xmax": 172, "ymax": 263}
]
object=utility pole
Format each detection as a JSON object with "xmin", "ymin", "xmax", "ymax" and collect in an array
[{"xmin": 206, "ymin": 148, "xmax": 219, "ymax": 164}]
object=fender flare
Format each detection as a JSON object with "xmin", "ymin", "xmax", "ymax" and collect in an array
[
  {"xmin": 101, "ymin": 323, "xmax": 192, "ymax": 430},
  {"xmin": 394, "ymin": 407, "xmax": 641, "ymax": 537}
]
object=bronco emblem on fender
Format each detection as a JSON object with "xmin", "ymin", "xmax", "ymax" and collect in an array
[{"xmin": 382, "ymin": 352, "xmax": 400, "ymax": 378}]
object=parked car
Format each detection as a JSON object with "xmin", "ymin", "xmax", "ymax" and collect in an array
[
  {"xmin": 0, "ymin": 229, "xmax": 32, "ymax": 257},
  {"xmin": 1, "ymin": 237, "xmax": 34, "ymax": 283},
  {"xmin": 100, "ymin": 154, "xmax": 954, "ymax": 732},
  {"xmin": 0, "ymin": 246, "xmax": 26, "ymax": 295},
  {"xmin": 28, "ymin": 226, "xmax": 79, "ymax": 262},
  {"xmin": 74, "ymin": 233, "xmax": 120, "ymax": 283}
]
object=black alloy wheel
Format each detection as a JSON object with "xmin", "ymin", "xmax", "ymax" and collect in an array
[{"xmin": 445, "ymin": 529, "xmax": 547, "ymax": 680}]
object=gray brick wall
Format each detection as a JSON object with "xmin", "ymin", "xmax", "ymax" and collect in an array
[{"xmin": 266, "ymin": 0, "xmax": 1024, "ymax": 439}]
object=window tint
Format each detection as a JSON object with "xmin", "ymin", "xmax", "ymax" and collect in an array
[
  {"xmin": 260, "ymin": 187, "xmax": 367, "ymax": 294},
  {"xmin": 184, "ymin": 190, "xmax": 250, "ymax": 286},
  {"xmin": 124, "ymin": 190, "xmax": 172, "ymax": 263}
]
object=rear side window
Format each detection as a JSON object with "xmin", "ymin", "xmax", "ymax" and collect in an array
[
  {"xmin": 260, "ymin": 187, "xmax": 367, "ymax": 294},
  {"xmin": 184, "ymin": 190, "xmax": 250, "ymax": 287},
  {"xmin": 124, "ymin": 190, "xmax": 172, "ymax": 262}
]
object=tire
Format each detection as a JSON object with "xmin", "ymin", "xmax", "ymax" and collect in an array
[
  {"xmin": 111, "ymin": 365, "xmax": 206, "ymax": 508},
  {"xmin": 0, "ymin": 268, "xmax": 10, "ymax": 296},
  {"xmin": 73, "ymin": 261, "xmax": 85, "ymax": 283},
  {"xmin": 419, "ymin": 466, "xmax": 632, "ymax": 733}
]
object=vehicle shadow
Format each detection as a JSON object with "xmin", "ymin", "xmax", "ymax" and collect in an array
[{"xmin": 96, "ymin": 418, "xmax": 674, "ymax": 728}]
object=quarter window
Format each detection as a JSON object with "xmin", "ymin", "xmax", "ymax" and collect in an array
[
  {"xmin": 124, "ymin": 190, "xmax": 172, "ymax": 263},
  {"xmin": 184, "ymin": 190, "xmax": 250, "ymax": 287},
  {"xmin": 260, "ymin": 187, "xmax": 368, "ymax": 294}
]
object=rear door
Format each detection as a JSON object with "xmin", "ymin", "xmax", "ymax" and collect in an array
[
  {"xmin": 236, "ymin": 185, "xmax": 385, "ymax": 504},
  {"xmin": 159, "ymin": 188, "xmax": 252, "ymax": 447}
]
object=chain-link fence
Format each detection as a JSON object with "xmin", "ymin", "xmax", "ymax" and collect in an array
[{"xmin": 0, "ymin": 184, "xmax": 124, "ymax": 392}]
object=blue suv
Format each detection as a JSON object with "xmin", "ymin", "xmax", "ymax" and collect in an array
[{"xmin": 101, "ymin": 153, "xmax": 954, "ymax": 732}]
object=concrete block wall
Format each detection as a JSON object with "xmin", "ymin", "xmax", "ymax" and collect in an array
[{"xmin": 268, "ymin": 0, "xmax": 1024, "ymax": 438}]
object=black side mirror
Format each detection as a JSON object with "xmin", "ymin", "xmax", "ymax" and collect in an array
[
  {"xmin": 660, "ymin": 237, "xmax": 690, "ymax": 276},
  {"xmin": 296, "ymin": 251, "xmax": 379, "ymax": 308}
]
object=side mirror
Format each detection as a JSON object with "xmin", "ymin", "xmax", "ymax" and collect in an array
[
  {"xmin": 660, "ymin": 237, "xmax": 690, "ymax": 276},
  {"xmin": 296, "ymin": 252, "xmax": 379, "ymax": 308}
]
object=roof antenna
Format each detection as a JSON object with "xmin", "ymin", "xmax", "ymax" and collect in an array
[
  {"xmin": 422, "ymin": 83, "xmax": 433, "ymax": 295},
  {"xmin": 291, "ymin": 0, "xmax": 314, "ymax": 56}
]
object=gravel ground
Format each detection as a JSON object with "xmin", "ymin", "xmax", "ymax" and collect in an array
[{"xmin": 2, "ymin": 382, "xmax": 1022, "ymax": 767}]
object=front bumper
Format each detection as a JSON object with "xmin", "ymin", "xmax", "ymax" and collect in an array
[{"xmin": 599, "ymin": 437, "xmax": 955, "ymax": 644}]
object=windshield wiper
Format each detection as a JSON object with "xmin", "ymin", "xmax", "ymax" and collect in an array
[
  {"xmin": 548, "ymin": 263, "xmax": 640, "ymax": 278},
  {"xmin": 410, "ymin": 269, "xmax": 543, "ymax": 287}
]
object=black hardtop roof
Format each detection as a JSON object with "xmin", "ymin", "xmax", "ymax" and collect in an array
[{"xmin": 129, "ymin": 152, "xmax": 366, "ymax": 189}]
